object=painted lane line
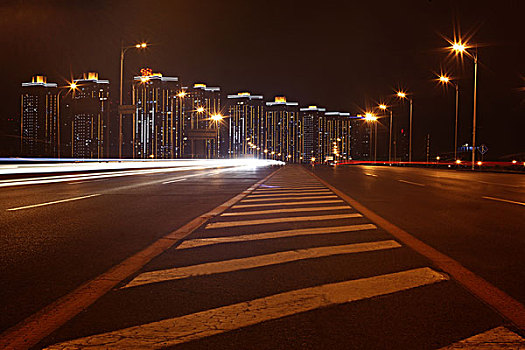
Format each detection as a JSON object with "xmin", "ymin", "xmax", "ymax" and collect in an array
[
  {"xmin": 438, "ymin": 326, "xmax": 525, "ymax": 349},
  {"xmin": 221, "ymin": 206, "xmax": 351, "ymax": 216},
  {"xmin": 308, "ymin": 168, "xmax": 525, "ymax": 331},
  {"xmin": 0, "ymin": 168, "xmax": 283, "ymax": 350},
  {"xmin": 6, "ymin": 194, "xmax": 101, "ymax": 211},
  {"xmin": 482, "ymin": 196, "xmax": 525, "ymax": 207},
  {"xmin": 241, "ymin": 195, "xmax": 338, "ymax": 203},
  {"xmin": 397, "ymin": 179, "xmax": 426, "ymax": 187},
  {"xmin": 67, "ymin": 179, "xmax": 107, "ymax": 185},
  {"xmin": 123, "ymin": 240, "xmax": 401, "ymax": 288},
  {"xmin": 48, "ymin": 268, "xmax": 446, "ymax": 349},
  {"xmin": 477, "ymin": 181, "xmax": 522, "ymax": 188},
  {"xmin": 255, "ymin": 187, "xmax": 327, "ymax": 191},
  {"xmin": 247, "ymin": 191, "xmax": 333, "ymax": 198},
  {"xmin": 233, "ymin": 200, "xmax": 345, "ymax": 209},
  {"xmin": 364, "ymin": 173, "xmax": 378, "ymax": 177},
  {"xmin": 163, "ymin": 178, "xmax": 188, "ymax": 184},
  {"xmin": 205, "ymin": 213, "xmax": 362, "ymax": 229},
  {"xmin": 177, "ymin": 224, "xmax": 377, "ymax": 250}
]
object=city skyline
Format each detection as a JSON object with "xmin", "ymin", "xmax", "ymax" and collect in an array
[{"xmin": 1, "ymin": 0, "xmax": 524, "ymax": 159}]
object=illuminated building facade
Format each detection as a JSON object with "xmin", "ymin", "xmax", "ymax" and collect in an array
[
  {"xmin": 62, "ymin": 72, "xmax": 109, "ymax": 158},
  {"xmin": 350, "ymin": 116, "xmax": 371, "ymax": 160},
  {"xmin": 21, "ymin": 75, "xmax": 59, "ymax": 157},
  {"xmin": 321, "ymin": 112, "xmax": 352, "ymax": 162},
  {"xmin": 264, "ymin": 96, "xmax": 301, "ymax": 162},
  {"xmin": 227, "ymin": 92, "xmax": 264, "ymax": 158},
  {"xmin": 299, "ymin": 105, "xmax": 326, "ymax": 162},
  {"xmin": 132, "ymin": 68, "xmax": 180, "ymax": 159},
  {"xmin": 183, "ymin": 83, "xmax": 223, "ymax": 158}
]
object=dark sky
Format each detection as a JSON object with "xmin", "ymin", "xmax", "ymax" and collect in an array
[{"xmin": 1, "ymin": 0, "xmax": 523, "ymax": 158}]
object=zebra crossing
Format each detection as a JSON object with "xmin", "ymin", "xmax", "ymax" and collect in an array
[{"xmin": 42, "ymin": 166, "xmax": 524, "ymax": 349}]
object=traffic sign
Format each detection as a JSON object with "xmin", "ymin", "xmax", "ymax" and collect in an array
[{"xmin": 478, "ymin": 144, "xmax": 488, "ymax": 155}]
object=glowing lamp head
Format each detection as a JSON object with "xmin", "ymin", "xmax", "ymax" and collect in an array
[
  {"xmin": 512, "ymin": 160, "xmax": 517, "ymax": 164},
  {"xmin": 477, "ymin": 161, "xmax": 483, "ymax": 166},
  {"xmin": 397, "ymin": 91, "xmax": 407, "ymax": 99},
  {"xmin": 136, "ymin": 43, "xmax": 147, "ymax": 49},
  {"xmin": 177, "ymin": 91, "xmax": 187, "ymax": 98},
  {"xmin": 439, "ymin": 76, "xmax": 450, "ymax": 83},
  {"xmin": 311, "ymin": 157, "xmax": 316, "ymax": 162},
  {"xmin": 364, "ymin": 112, "xmax": 377, "ymax": 122},
  {"xmin": 196, "ymin": 107, "xmax": 205, "ymax": 113},
  {"xmin": 210, "ymin": 114, "xmax": 223, "ymax": 122},
  {"xmin": 456, "ymin": 159, "xmax": 462, "ymax": 164},
  {"xmin": 69, "ymin": 82, "xmax": 77, "ymax": 90},
  {"xmin": 263, "ymin": 149, "xmax": 268, "ymax": 153},
  {"xmin": 379, "ymin": 104, "xmax": 387, "ymax": 110},
  {"xmin": 140, "ymin": 76, "xmax": 150, "ymax": 83},
  {"xmin": 452, "ymin": 42, "xmax": 465, "ymax": 53},
  {"xmin": 436, "ymin": 156, "xmax": 440, "ymax": 160}
]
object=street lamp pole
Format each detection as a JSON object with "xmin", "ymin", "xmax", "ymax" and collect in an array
[
  {"xmin": 454, "ymin": 82, "xmax": 459, "ymax": 161},
  {"xmin": 389, "ymin": 109, "xmax": 393, "ymax": 163},
  {"xmin": 409, "ymin": 97, "xmax": 413, "ymax": 163},
  {"xmin": 119, "ymin": 41, "xmax": 147, "ymax": 159},
  {"xmin": 471, "ymin": 51, "xmax": 478, "ymax": 170}
]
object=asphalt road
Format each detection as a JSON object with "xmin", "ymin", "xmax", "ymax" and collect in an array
[
  {"xmin": 1, "ymin": 164, "xmax": 524, "ymax": 349},
  {"xmin": 311, "ymin": 165, "xmax": 525, "ymax": 304},
  {"xmin": 0, "ymin": 164, "xmax": 275, "ymax": 334}
]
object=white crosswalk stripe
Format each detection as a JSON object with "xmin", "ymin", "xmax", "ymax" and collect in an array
[
  {"xmin": 46, "ymin": 268, "xmax": 448, "ymax": 349},
  {"xmin": 177, "ymin": 224, "xmax": 377, "ymax": 249},
  {"xmin": 241, "ymin": 195, "xmax": 338, "ymax": 202},
  {"xmin": 221, "ymin": 206, "xmax": 351, "ymax": 216},
  {"xmin": 438, "ymin": 326, "xmax": 525, "ymax": 349},
  {"xmin": 205, "ymin": 213, "xmax": 362, "ymax": 229},
  {"xmin": 233, "ymin": 199, "xmax": 345, "ymax": 209},
  {"xmin": 123, "ymin": 240, "xmax": 401, "ymax": 289},
  {"xmin": 248, "ymin": 191, "xmax": 333, "ymax": 198}
]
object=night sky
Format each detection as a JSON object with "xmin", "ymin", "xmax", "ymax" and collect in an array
[{"xmin": 1, "ymin": 0, "xmax": 523, "ymax": 158}]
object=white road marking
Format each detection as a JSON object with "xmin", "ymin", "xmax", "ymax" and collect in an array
[
  {"xmin": 177, "ymin": 224, "xmax": 377, "ymax": 250},
  {"xmin": 256, "ymin": 186, "xmax": 327, "ymax": 191},
  {"xmin": 162, "ymin": 178, "xmax": 188, "ymax": 184},
  {"xmin": 438, "ymin": 326, "xmax": 525, "ymax": 349},
  {"xmin": 67, "ymin": 179, "xmax": 107, "ymax": 185},
  {"xmin": 482, "ymin": 196, "xmax": 525, "ymax": 207},
  {"xmin": 49, "ymin": 268, "xmax": 447, "ymax": 349},
  {"xmin": 123, "ymin": 240, "xmax": 401, "ymax": 289},
  {"xmin": 221, "ymin": 206, "xmax": 351, "ymax": 216},
  {"xmin": 233, "ymin": 200, "xmax": 345, "ymax": 209},
  {"xmin": 247, "ymin": 191, "xmax": 333, "ymax": 198},
  {"xmin": 397, "ymin": 179, "xmax": 426, "ymax": 187},
  {"xmin": 7, "ymin": 194, "xmax": 101, "ymax": 211},
  {"xmin": 241, "ymin": 195, "xmax": 338, "ymax": 203},
  {"xmin": 206, "ymin": 213, "xmax": 362, "ymax": 229},
  {"xmin": 477, "ymin": 180, "xmax": 522, "ymax": 188},
  {"xmin": 364, "ymin": 173, "xmax": 378, "ymax": 177},
  {"xmin": 253, "ymin": 188, "xmax": 329, "ymax": 194}
]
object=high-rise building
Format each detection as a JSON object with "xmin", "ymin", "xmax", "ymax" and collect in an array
[
  {"xmin": 227, "ymin": 92, "xmax": 264, "ymax": 158},
  {"xmin": 183, "ymin": 83, "xmax": 223, "ymax": 158},
  {"xmin": 61, "ymin": 72, "xmax": 109, "ymax": 158},
  {"xmin": 350, "ymin": 116, "xmax": 371, "ymax": 160},
  {"xmin": 132, "ymin": 68, "xmax": 180, "ymax": 159},
  {"xmin": 264, "ymin": 96, "xmax": 301, "ymax": 163},
  {"xmin": 21, "ymin": 75, "xmax": 59, "ymax": 157},
  {"xmin": 299, "ymin": 105, "xmax": 326, "ymax": 162},
  {"xmin": 322, "ymin": 112, "xmax": 352, "ymax": 163}
]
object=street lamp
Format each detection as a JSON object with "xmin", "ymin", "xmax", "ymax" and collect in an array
[
  {"xmin": 210, "ymin": 113, "xmax": 223, "ymax": 158},
  {"xmin": 119, "ymin": 41, "xmax": 148, "ymax": 158},
  {"xmin": 438, "ymin": 74, "xmax": 460, "ymax": 161},
  {"xmin": 450, "ymin": 40, "xmax": 478, "ymax": 170},
  {"xmin": 379, "ymin": 104, "xmax": 393, "ymax": 163},
  {"xmin": 396, "ymin": 91, "xmax": 413, "ymax": 162},
  {"xmin": 56, "ymin": 82, "xmax": 78, "ymax": 158},
  {"xmin": 364, "ymin": 112, "xmax": 378, "ymax": 162}
]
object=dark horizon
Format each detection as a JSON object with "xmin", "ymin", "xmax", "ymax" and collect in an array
[{"xmin": 1, "ymin": 0, "xmax": 523, "ymax": 159}]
